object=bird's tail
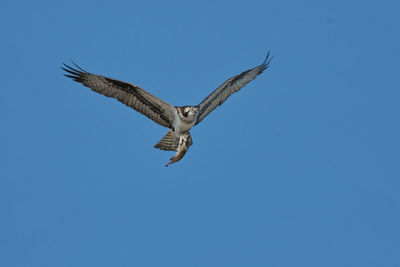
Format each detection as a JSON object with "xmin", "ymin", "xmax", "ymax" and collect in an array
[{"xmin": 154, "ymin": 130, "xmax": 193, "ymax": 151}]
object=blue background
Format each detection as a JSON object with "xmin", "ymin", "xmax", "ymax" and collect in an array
[{"xmin": 1, "ymin": 0, "xmax": 399, "ymax": 266}]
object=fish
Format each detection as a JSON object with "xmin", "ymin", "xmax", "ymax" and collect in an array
[{"xmin": 165, "ymin": 133, "xmax": 190, "ymax": 167}]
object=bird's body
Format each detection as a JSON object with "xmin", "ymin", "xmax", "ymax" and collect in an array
[{"xmin": 62, "ymin": 53, "xmax": 272, "ymax": 166}]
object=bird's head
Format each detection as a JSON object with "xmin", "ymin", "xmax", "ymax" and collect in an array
[{"xmin": 180, "ymin": 106, "xmax": 198, "ymax": 121}]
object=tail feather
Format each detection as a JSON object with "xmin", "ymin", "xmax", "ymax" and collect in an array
[
  {"xmin": 154, "ymin": 130, "xmax": 193, "ymax": 151},
  {"xmin": 154, "ymin": 129, "xmax": 178, "ymax": 151}
]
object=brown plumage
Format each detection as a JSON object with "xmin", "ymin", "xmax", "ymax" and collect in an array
[
  {"xmin": 196, "ymin": 52, "xmax": 272, "ymax": 125},
  {"xmin": 62, "ymin": 63, "xmax": 175, "ymax": 128}
]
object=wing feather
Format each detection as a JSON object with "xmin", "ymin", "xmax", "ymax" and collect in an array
[
  {"xmin": 62, "ymin": 64, "xmax": 175, "ymax": 128},
  {"xmin": 195, "ymin": 52, "xmax": 272, "ymax": 125}
]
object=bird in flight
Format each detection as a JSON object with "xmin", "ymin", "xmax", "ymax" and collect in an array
[{"xmin": 62, "ymin": 53, "xmax": 272, "ymax": 166}]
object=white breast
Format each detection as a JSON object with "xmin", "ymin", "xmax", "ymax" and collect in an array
[
  {"xmin": 172, "ymin": 109, "xmax": 196, "ymax": 134},
  {"xmin": 173, "ymin": 119, "xmax": 195, "ymax": 134}
]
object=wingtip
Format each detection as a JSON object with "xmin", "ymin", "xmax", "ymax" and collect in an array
[
  {"xmin": 265, "ymin": 51, "xmax": 270, "ymax": 60},
  {"xmin": 61, "ymin": 61, "xmax": 88, "ymax": 74},
  {"xmin": 61, "ymin": 61, "xmax": 87, "ymax": 82},
  {"xmin": 70, "ymin": 60, "xmax": 88, "ymax": 73},
  {"xmin": 260, "ymin": 51, "xmax": 273, "ymax": 71},
  {"xmin": 263, "ymin": 51, "xmax": 273, "ymax": 64}
]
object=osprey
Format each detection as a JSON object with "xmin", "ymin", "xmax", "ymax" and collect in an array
[{"xmin": 62, "ymin": 53, "xmax": 272, "ymax": 166}]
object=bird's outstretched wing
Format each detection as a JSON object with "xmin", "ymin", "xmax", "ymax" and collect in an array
[
  {"xmin": 195, "ymin": 52, "xmax": 272, "ymax": 125},
  {"xmin": 62, "ymin": 63, "xmax": 175, "ymax": 128}
]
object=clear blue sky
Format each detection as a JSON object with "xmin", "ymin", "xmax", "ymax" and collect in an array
[{"xmin": 1, "ymin": 0, "xmax": 399, "ymax": 266}]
